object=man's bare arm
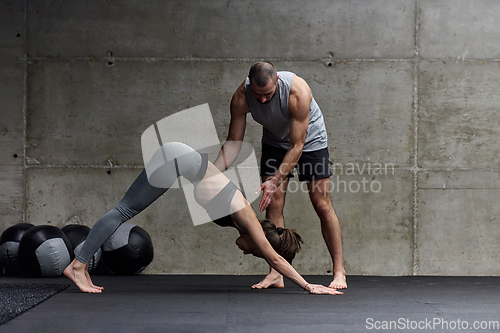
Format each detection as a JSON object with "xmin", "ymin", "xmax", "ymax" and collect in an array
[
  {"xmin": 214, "ymin": 80, "xmax": 250, "ymax": 172},
  {"xmin": 256, "ymin": 75, "xmax": 311, "ymax": 211}
]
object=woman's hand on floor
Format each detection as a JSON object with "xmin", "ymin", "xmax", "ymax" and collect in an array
[{"xmin": 305, "ymin": 284, "xmax": 343, "ymax": 295}]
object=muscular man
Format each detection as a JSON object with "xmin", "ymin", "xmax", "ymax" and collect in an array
[{"xmin": 214, "ymin": 61, "xmax": 347, "ymax": 289}]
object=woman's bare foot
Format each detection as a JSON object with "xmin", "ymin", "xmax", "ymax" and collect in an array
[
  {"xmin": 85, "ymin": 269, "xmax": 103, "ymax": 291},
  {"xmin": 251, "ymin": 271, "xmax": 284, "ymax": 289},
  {"xmin": 329, "ymin": 270, "xmax": 347, "ymax": 289},
  {"xmin": 63, "ymin": 259, "xmax": 103, "ymax": 293}
]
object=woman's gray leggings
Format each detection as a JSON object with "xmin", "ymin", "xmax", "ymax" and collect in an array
[{"xmin": 76, "ymin": 142, "xmax": 203, "ymax": 264}]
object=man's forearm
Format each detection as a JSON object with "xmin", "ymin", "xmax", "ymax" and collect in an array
[
  {"xmin": 270, "ymin": 144, "xmax": 303, "ymax": 186},
  {"xmin": 213, "ymin": 140, "xmax": 243, "ymax": 172}
]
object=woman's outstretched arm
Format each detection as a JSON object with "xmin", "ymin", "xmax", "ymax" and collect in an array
[{"xmin": 230, "ymin": 193, "xmax": 342, "ymax": 295}]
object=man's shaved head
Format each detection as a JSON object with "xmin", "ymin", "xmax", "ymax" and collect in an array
[{"xmin": 248, "ymin": 61, "xmax": 277, "ymax": 87}]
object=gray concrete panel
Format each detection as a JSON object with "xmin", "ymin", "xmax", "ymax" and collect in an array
[
  {"xmin": 417, "ymin": 171, "xmax": 500, "ymax": 275},
  {"xmin": 27, "ymin": 0, "xmax": 415, "ymax": 59},
  {"xmin": 287, "ymin": 170, "xmax": 413, "ymax": 276},
  {"xmin": 26, "ymin": 60, "xmax": 249, "ymax": 166},
  {"xmin": 0, "ymin": 61, "xmax": 24, "ymax": 165},
  {"xmin": 419, "ymin": 170, "xmax": 500, "ymax": 189},
  {"xmin": 419, "ymin": 61, "xmax": 500, "ymax": 169},
  {"xmin": 0, "ymin": 0, "xmax": 24, "ymax": 59},
  {"xmin": 0, "ymin": 60, "xmax": 24, "ymax": 230},
  {"xmin": 290, "ymin": 60, "xmax": 414, "ymax": 166},
  {"xmin": 27, "ymin": 59, "xmax": 414, "ymax": 167},
  {"xmin": 0, "ymin": 167, "xmax": 24, "ymax": 228},
  {"xmin": 420, "ymin": 0, "xmax": 500, "ymax": 59}
]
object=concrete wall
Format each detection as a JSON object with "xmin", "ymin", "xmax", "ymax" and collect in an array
[{"xmin": 1, "ymin": 0, "xmax": 499, "ymax": 276}]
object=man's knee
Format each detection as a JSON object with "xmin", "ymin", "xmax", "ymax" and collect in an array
[
  {"xmin": 313, "ymin": 200, "xmax": 331, "ymax": 217},
  {"xmin": 309, "ymin": 191, "xmax": 336, "ymax": 221}
]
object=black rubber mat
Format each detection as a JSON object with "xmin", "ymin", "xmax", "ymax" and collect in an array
[
  {"xmin": 0, "ymin": 284, "xmax": 69, "ymax": 325},
  {"xmin": 0, "ymin": 275, "xmax": 499, "ymax": 332}
]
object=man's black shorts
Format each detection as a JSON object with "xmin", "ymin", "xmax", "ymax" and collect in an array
[{"xmin": 260, "ymin": 143, "xmax": 332, "ymax": 182}]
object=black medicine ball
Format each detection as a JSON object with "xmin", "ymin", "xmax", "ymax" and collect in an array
[
  {"xmin": 17, "ymin": 225, "xmax": 74, "ymax": 277},
  {"xmin": 0, "ymin": 223, "xmax": 34, "ymax": 275},
  {"xmin": 101, "ymin": 223, "xmax": 154, "ymax": 275}
]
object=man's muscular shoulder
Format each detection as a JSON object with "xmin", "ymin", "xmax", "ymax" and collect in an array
[
  {"xmin": 231, "ymin": 79, "xmax": 250, "ymax": 115},
  {"xmin": 290, "ymin": 75, "xmax": 312, "ymax": 100},
  {"xmin": 289, "ymin": 75, "xmax": 312, "ymax": 116}
]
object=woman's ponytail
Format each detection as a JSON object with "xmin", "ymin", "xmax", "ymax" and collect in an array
[{"xmin": 260, "ymin": 219, "xmax": 303, "ymax": 264}]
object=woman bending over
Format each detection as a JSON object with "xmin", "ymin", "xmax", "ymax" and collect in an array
[{"xmin": 64, "ymin": 142, "xmax": 342, "ymax": 295}]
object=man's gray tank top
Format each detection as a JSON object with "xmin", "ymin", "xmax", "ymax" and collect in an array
[{"xmin": 244, "ymin": 71, "xmax": 328, "ymax": 152}]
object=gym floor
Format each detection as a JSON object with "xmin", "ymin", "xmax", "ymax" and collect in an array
[{"xmin": 1, "ymin": 275, "xmax": 499, "ymax": 332}]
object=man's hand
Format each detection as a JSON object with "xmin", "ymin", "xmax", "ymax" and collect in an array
[{"xmin": 255, "ymin": 178, "xmax": 280, "ymax": 212}]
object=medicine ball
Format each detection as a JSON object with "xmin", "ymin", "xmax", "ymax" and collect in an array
[
  {"xmin": 61, "ymin": 224, "xmax": 102, "ymax": 273},
  {"xmin": 101, "ymin": 223, "xmax": 154, "ymax": 275},
  {"xmin": 17, "ymin": 225, "xmax": 74, "ymax": 277},
  {"xmin": 0, "ymin": 223, "xmax": 34, "ymax": 275}
]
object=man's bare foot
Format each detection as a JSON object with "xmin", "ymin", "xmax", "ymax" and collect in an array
[
  {"xmin": 63, "ymin": 259, "xmax": 103, "ymax": 293},
  {"xmin": 329, "ymin": 271, "xmax": 347, "ymax": 289},
  {"xmin": 251, "ymin": 272, "xmax": 284, "ymax": 289}
]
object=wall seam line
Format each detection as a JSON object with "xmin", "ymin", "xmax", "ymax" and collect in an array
[
  {"xmin": 412, "ymin": 0, "xmax": 421, "ymax": 276},
  {"xmin": 22, "ymin": 0, "xmax": 28, "ymax": 225},
  {"xmin": 27, "ymin": 56, "xmax": 415, "ymax": 63}
]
